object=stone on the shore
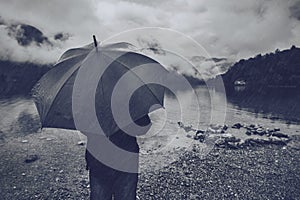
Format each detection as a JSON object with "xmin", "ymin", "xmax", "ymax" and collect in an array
[
  {"xmin": 178, "ymin": 121, "xmax": 184, "ymax": 128},
  {"xmin": 25, "ymin": 154, "xmax": 39, "ymax": 163},
  {"xmin": 232, "ymin": 123, "xmax": 242, "ymax": 129},
  {"xmin": 207, "ymin": 127, "xmax": 217, "ymax": 133},
  {"xmin": 274, "ymin": 128, "xmax": 281, "ymax": 132},
  {"xmin": 222, "ymin": 125, "xmax": 229, "ymax": 131},
  {"xmin": 244, "ymin": 138, "xmax": 270, "ymax": 146},
  {"xmin": 215, "ymin": 138, "xmax": 225, "ymax": 145},
  {"xmin": 207, "ymin": 124, "xmax": 228, "ymax": 133},
  {"xmin": 77, "ymin": 141, "xmax": 85, "ymax": 146},
  {"xmin": 272, "ymin": 132, "xmax": 289, "ymax": 138},
  {"xmin": 196, "ymin": 130, "xmax": 205, "ymax": 135},
  {"xmin": 243, "ymin": 137, "xmax": 290, "ymax": 146},
  {"xmin": 268, "ymin": 137, "xmax": 290, "ymax": 145},
  {"xmin": 194, "ymin": 134, "xmax": 205, "ymax": 142},
  {"xmin": 224, "ymin": 136, "xmax": 240, "ymax": 143},
  {"xmin": 256, "ymin": 128, "xmax": 266, "ymax": 136},
  {"xmin": 213, "ymin": 134, "xmax": 242, "ymax": 149},
  {"xmin": 227, "ymin": 142, "xmax": 240, "ymax": 149},
  {"xmin": 245, "ymin": 130, "xmax": 252, "ymax": 135},
  {"xmin": 178, "ymin": 121, "xmax": 195, "ymax": 132}
]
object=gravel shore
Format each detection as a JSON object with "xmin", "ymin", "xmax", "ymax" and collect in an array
[
  {"xmin": 0, "ymin": 127, "xmax": 299, "ymax": 199},
  {"xmin": 138, "ymin": 138, "xmax": 300, "ymax": 199}
]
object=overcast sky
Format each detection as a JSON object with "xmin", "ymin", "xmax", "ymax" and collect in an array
[{"xmin": 0, "ymin": 0, "xmax": 300, "ymax": 64}]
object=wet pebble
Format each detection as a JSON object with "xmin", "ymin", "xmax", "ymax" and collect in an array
[
  {"xmin": 232, "ymin": 123, "xmax": 242, "ymax": 129},
  {"xmin": 24, "ymin": 154, "xmax": 39, "ymax": 163},
  {"xmin": 77, "ymin": 141, "xmax": 85, "ymax": 146}
]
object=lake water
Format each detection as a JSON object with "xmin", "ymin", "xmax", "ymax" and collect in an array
[{"xmin": 1, "ymin": 85, "xmax": 299, "ymax": 140}]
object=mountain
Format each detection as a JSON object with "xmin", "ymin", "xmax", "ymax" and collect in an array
[
  {"xmin": 2, "ymin": 19, "xmax": 69, "ymax": 46},
  {"xmin": 7, "ymin": 24, "xmax": 52, "ymax": 47}
]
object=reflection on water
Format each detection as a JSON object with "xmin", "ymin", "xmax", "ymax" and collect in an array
[
  {"xmin": 234, "ymin": 86, "xmax": 246, "ymax": 92},
  {"xmin": 1, "ymin": 87, "xmax": 299, "ymax": 140},
  {"xmin": 227, "ymin": 87, "xmax": 300, "ymax": 123},
  {"xmin": 0, "ymin": 98, "xmax": 40, "ymax": 138}
]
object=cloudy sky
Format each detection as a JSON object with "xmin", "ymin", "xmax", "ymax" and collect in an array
[{"xmin": 0, "ymin": 0, "xmax": 300, "ymax": 64}]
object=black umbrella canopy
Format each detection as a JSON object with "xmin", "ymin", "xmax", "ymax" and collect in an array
[{"xmin": 32, "ymin": 41, "xmax": 167, "ymax": 136}]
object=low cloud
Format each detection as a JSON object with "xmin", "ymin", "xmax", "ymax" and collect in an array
[
  {"xmin": 0, "ymin": 24, "xmax": 60, "ymax": 64},
  {"xmin": 0, "ymin": 0, "xmax": 299, "ymax": 64},
  {"xmin": 290, "ymin": 0, "xmax": 300, "ymax": 20}
]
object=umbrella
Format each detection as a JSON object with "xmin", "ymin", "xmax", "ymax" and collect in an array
[{"xmin": 32, "ymin": 37, "xmax": 167, "ymax": 137}]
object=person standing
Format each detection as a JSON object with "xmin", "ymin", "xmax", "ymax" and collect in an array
[{"xmin": 85, "ymin": 115, "xmax": 151, "ymax": 200}]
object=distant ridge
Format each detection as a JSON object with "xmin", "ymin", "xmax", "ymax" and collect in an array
[{"xmin": 221, "ymin": 45, "xmax": 300, "ymax": 95}]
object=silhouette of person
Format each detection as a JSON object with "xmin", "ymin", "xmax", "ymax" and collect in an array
[{"xmin": 85, "ymin": 115, "xmax": 151, "ymax": 200}]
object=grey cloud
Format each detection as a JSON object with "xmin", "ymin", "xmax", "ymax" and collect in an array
[
  {"xmin": 0, "ymin": 0, "xmax": 299, "ymax": 64},
  {"xmin": 137, "ymin": 37, "xmax": 166, "ymax": 55},
  {"xmin": 54, "ymin": 33, "xmax": 71, "ymax": 41},
  {"xmin": 290, "ymin": 1, "xmax": 300, "ymax": 20}
]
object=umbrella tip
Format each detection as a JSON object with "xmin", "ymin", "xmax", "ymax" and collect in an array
[{"xmin": 93, "ymin": 35, "xmax": 98, "ymax": 48}]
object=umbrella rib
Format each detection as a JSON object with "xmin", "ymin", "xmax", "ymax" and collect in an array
[{"xmin": 101, "ymin": 51, "xmax": 164, "ymax": 107}]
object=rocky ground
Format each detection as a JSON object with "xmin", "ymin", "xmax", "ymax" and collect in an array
[
  {"xmin": 0, "ymin": 129, "xmax": 90, "ymax": 200},
  {"xmin": 138, "ymin": 140, "xmax": 300, "ymax": 199},
  {"xmin": 0, "ymin": 122, "xmax": 300, "ymax": 199}
]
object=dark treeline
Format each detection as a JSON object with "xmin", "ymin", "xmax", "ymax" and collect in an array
[
  {"xmin": 0, "ymin": 60, "xmax": 51, "ymax": 97},
  {"xmin": 221, "ymin": 46, "xmax": 300, "ymax": 95}
]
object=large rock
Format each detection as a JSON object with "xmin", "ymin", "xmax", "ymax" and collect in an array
[
  {"xmin": 224, "ymin": 136, "xmax": 241, "ymax": 143},
  {"xmin": 244, "ymin": 137, "xmax": 290, "ymax": 146},
  {"xmin": 268, "ymin": 137, "xmax": 290, "ymax": 145},
  {"xmin": 272, "ymin": 132, "xmax": 289, "ymax": 138}
]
